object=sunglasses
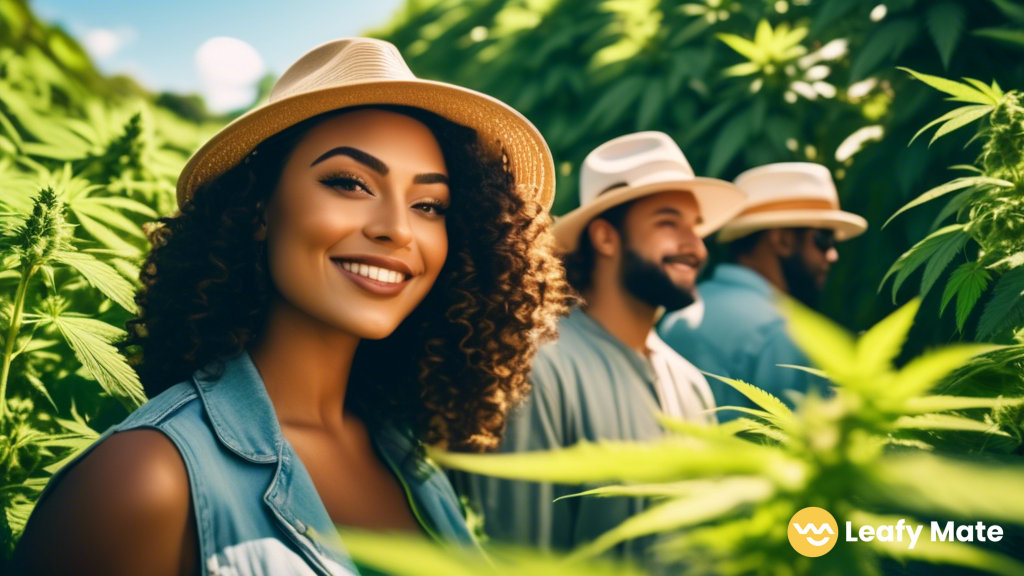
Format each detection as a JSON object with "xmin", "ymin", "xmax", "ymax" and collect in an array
[{"xmin": 811, "ymin": 228, "xmax": 837, "ymax": 253}]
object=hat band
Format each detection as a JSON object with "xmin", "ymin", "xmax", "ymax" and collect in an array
[
  {"xmin": 737, "ymin": 199, "xmax": 836, "ymax": 217},
  {"xmin": 597, "ymin": 181, "xmax": 629, "ymax": 196},
  {"xmin": 586, "ymin": 169, "xmax": 698, "ymax": 203}
]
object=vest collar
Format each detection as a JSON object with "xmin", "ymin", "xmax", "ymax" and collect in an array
[
  {"xmin": 189, "ymin": 349, "xmax": 474, "ymax": 562},
  {"xmin": 192, "ymin": 351, "xmax": 358, "ymax": 572},
  {"xmin": 191, "ymin": 350, "xmax": 281, "ymax": 463}
]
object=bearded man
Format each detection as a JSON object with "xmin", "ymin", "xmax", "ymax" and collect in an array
[
  {"xmin": 453, "ymin": 132, "xmax": 748, "ymax": 560},
  {"xmin": 659, "ymin": 163, "xmax": 868, "ymax": 419}
]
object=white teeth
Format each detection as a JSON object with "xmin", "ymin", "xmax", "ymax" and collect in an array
[{"xmin": 335, "ymin": 260, "xmax": 405, "ymax": 284}]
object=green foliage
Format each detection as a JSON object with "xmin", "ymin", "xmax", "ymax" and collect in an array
[
  {"xmin": 422, "ymin": 300, "xmax": 1024, "ymax": 575},
  {"xmin": 940, "ymin": 261, "xmax": 992, "ymax": 332},
  {"xmin": 925, "ymin": 2, "xmax": 966, "ymax": 69},
  {"xmin": 977, "ymin": 267, "xmax": 1024, "ymax": 340},
  {"xmin": 717, "ymin": 19, "xmax": 808, "ymax": 77},
  {"xmin": 374, "ymin": 0, "xmax": 1024, "ymax": 369},
  {"xmin": 0, "ymin": 0, "xmax": 222, "ymax": 559},
  {"xmin": 882, "ymin": 70, "xmax": 1024, "ymax": 346},
  {"xmin": 337, "ymin": 529, "xmax": 648, "ymax": 576},
  {"xmin": 0, "ymin": 0, "xmax": 1021, "ymax": 569},
  {"xmin": 879, "ymin": 224, "xmax": 967, "ymax": 303}
]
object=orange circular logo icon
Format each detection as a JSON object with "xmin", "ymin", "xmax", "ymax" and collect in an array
[{"xmin": 788, "ymin": 507, "xmax": 839, "ymax": 557}]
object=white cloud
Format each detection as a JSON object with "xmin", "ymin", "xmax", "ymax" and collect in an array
[
  {"xmin": 82, "ymin": 27, "xmax": 137, "ymax": 61},
  {"xmin": 195, "ymin": 37, "xmax": 266, "ymax": 113}
]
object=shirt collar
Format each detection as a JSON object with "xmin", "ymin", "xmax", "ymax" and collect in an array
[
  {"xmin": 567, "ymin": 307, "xmax": 658, "ymax": 381},
  {"xmin": 711, "ymin": 263, "xmax": 778, "ymax": 300}
]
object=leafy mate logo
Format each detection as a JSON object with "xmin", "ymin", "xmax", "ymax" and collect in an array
[
  {"xmin": 788, "ymin": 507, "xmax": 839, "ymax": 557},
  {"xmin": 788, "ymin": 507, "xmax": 1006, "ymax": 557}
]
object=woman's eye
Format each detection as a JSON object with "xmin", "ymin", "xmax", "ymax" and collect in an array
[
  {"xmin": 415, "ymin": 201, "xmax": 448, "ymax": 216},
  {"xmin": 320, "ymin": 173, "xmax": 372, "ymax": 195}
]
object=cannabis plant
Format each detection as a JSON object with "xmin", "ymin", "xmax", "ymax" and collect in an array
[
  {"xmin": 882, "ymin": 69, "xmax": 1024, "ymax": 342},
  {"xmin": 877, "ymin": 69, "xmax": 1024, "ymax": 451},
  {"xmin": 421, "ymin": 299, "xmax": 1024, "ymax": 576},
  {"xmin": 0, "ymin": 185, "xmax": 144, "ymax": 552},
  {"xmin": 328, "ymin": 529, "xmax": 648, "ymax": 576},
  {"xmin": 0, "ymin": 5, "xmax": 214, "ymax": 558}
]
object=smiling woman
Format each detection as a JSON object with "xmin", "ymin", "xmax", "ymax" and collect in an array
[
  {"xmin": 9, "ymin": 38, "xmax": 573, "ymax": 576},
  {"xmin": 256, "ymin": 109, "xmax": 452, "ymax": 342}
]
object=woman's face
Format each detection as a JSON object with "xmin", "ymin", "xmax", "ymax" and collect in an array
[{"xmin": 260, "ymin": 108, "xmax": 450, "ymax": 339}]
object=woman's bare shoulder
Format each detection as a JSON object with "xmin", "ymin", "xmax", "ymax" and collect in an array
[{"xmin": 10, "ymin": 429, "xmax": 197, "ymax": 576}]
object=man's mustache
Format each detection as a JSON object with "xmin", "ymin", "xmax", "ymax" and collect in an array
[{"xmin": 662, "ymin": 254, "xmax": 703, "ymax": 268}]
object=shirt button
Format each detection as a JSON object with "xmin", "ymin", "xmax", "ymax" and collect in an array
[
  {"xmin": 294, "ymin": 519, "xmax": 306, "ymax": 533},
  {"xmin": 414, "ymin": 461, "xmax": 432, "ymax": 480}
]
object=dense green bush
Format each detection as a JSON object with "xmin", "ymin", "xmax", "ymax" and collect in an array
[
  {"xmin": 0, "ymin": 0, "xmax": 222, "ymax": 556},
  {"xmin": 871, "ymin": 70, "xmax": 1024, "ymax": 456},
  {"xmin": 362, "ymin": 2, "xmax": 1024, "ymax": 573},
  {"xmin": 373, "ymin": 0, "xmax": 1024, "ymax": 352}
]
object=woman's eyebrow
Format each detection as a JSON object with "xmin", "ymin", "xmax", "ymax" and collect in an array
[
  {"xmin": 413, "ymin": 173, "xmax": 449, "ymax": 184},
  {"xmin": 310, "ymin": 146, "xmax": 448, "ymax": 184},
  {"xmin": 310, "ymin": 146, "xmax": 389, "ymax": 175}
]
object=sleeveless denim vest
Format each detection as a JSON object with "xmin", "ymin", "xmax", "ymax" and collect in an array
[{"xmin": 34, "ymin": 351, "xmax": 476, "ymax": 575}]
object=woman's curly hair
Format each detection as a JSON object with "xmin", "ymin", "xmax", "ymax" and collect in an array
[{"xmin": 120, "ymin": 105, "xmax": 575, "ymax": 452}]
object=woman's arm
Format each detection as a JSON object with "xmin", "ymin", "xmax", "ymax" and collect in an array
[{"xmin": 9, "ymin": 429, "xmax": 198, "ymax": 576}]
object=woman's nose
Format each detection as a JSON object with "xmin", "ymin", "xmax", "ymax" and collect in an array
[{"xmin": 363, "ymin": 199, "xmax": 413, "ymax": 247}]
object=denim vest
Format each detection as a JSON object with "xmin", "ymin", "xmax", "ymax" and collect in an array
[{"xmin": 34, "ymin": 351, "xmax": 476, "ymax": 575}]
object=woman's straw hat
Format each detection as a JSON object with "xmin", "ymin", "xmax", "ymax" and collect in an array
[{"xmin": 176, "ymin": 38, "xmax": 555, "ymax": 210}]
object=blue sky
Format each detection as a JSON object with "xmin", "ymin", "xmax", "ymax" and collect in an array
[{"xmin": 35, "ymin": 0, "xmax": 407, "ymax": 111}]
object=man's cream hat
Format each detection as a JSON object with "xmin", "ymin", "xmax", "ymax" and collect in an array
[
  {"xmin": 176, "ymin": 38, "xmax": 555, "ymax": 210},
  {"xmin": 552, "ymin": 131, "xmax": 747, "ymax": 252},
  {"xmin": 717, "ymin": 162, "xmax": 868, "ymax": 243}
]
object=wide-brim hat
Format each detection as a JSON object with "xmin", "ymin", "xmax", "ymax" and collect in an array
[
  {"xmin": 176, "ymin": 38, "xmax": 555, "ymax": 210},
  {"xmin": 552, "ymin": 132, "xmax": 747, "ymax": 253},
  {"xmin": 716, "ymin": 209, "xmax": 868, "ymax": 242},
  {"xmin": 717, "ymin": 162, "xmax": 868, "ymax": 243}
]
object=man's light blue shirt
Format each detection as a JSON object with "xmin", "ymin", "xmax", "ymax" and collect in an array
[{"xmin": 658, "ymin": 263, "xmax": 822, "ymax": 420}]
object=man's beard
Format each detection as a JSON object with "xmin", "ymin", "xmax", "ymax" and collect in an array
[
  {"xmin": 620, "ymin": 247, "xmax": 696, "ymax": 312},
  {"xmin": 781, "ymin": 253, "xmax": 820, "ymax": 308}
]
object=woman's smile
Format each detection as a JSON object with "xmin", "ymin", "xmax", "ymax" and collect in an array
[{"xmin": 331, "ymin": 255, "xmax": 415, "ymax": 296}]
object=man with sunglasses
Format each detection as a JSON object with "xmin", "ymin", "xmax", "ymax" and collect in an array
[{"xmin": 659, "ymin": 163, "xmax": 867, "ymax": 419}]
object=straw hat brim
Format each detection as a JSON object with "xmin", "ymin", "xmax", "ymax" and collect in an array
[
  {"xmin": 716, "ymin": 209, "xmax": 868, "ymax": 243},
  {"xmin": 552, "ymin": 178, "xmax": 747, "ymax": 253},
  {"xmin": 176, "ymin": 79, "xmax": 555, "ymax": 210}
]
